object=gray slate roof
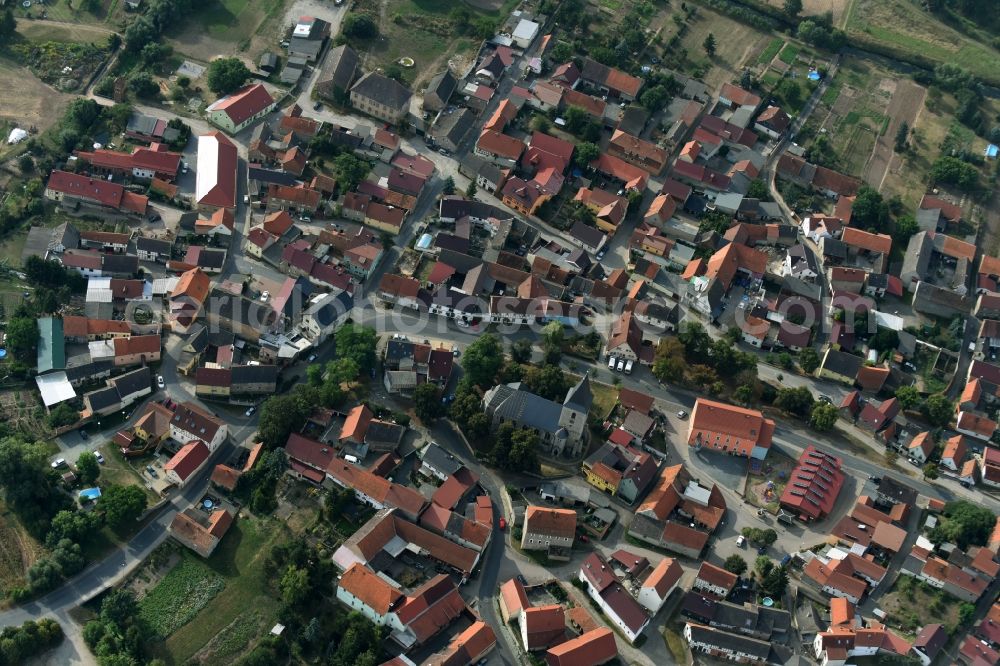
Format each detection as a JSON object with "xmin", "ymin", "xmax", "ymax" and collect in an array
[
  {"xmin": 351, "ymin": 72, "xmax": 412, "ymax": 111},
  {"xmin": 319, "ymin": 44, "xmax": 359, "ymax": 92},
  {"xmin": 421, "ymin": 442, "xmax": 462, "ymax": 477},
  {"xmin": 483, "ymin": 383, "xmax": 565, "ymax": 437}
]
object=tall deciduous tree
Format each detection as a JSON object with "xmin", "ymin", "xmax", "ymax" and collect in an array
[{"xmin": 206, "ymin": 57, "xmax": 251, "ymax": 95}]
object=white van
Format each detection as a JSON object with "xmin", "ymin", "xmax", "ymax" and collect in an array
[
  {"xmin": 344, "ymin": 455, "xmax": 359, "ymax": 464},
  {"xmin": 624, "ymin": 359, "xmax": 633, "ymax": 374},
  {"xmin": 616, "ymin": 359, "xmax": 625, "ymax": 372},
  {"xmin": 608, "ymin": 356, "xmax": 616, "ymax": 370}
]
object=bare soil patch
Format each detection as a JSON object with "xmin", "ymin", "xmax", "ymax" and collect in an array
[
  {"xmin": 0, "ymin": 59, "xmax": 72, "ymax": 137},
  {"xmin": 761, "ymin": 0, "xmax": 851, "ymax": 26},
  {"xmin": 864, "ymin": 78, "xmax": 925, "ymax": 191}
]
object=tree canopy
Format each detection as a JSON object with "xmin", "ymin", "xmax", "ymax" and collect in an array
[
  {"xmin": 97, "ymin": 484, "xmax": 147, "ymax": 529},
  {"xmin": 929, "ymin": 500, "xmax": 995, "ymax": 548},
  {"xmin": 461, "ymin": 334, "xmax": 503, "ymax": 387},
  {"xmin": 206, "ymin": 57, "xmax": 251, "ymax": 95}
]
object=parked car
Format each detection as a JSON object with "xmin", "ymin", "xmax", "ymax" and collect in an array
[
  {"xmin": 79, "ymin": 430, "xmax": 89, "ymax": 440},
  {"xmin": 677, "ymin": 410, "xmax": 688, "ymax": 419},
  {"xmin": 94, "ymin": 451, "xmax": 105, "ymax": 464},
  {"xmin": 245, "ymin": 406, "xmax": 256, "ymax": 417},
  {"xmin": 736, "ymin": 535, "xmax": 746, "ymax": 548},
  {"xmin": 260, "ymin": 291, "xmax": 270, "ymax": 302},
  {"xmin": 157, "ymin": 375, "xmax": 165, "ymax": 389},
  {"xmin": 50, "ymin": 458, "xmax": 67, "ymax": 469},
  {"xmin": 498, "ymin": 517, "xmax": 506, "ymax": 530},
  {"xmin": 307, "ymin": 354, "xmax": 317, "ymax": 362}
]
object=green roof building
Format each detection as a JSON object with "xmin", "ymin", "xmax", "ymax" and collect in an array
[{"xmin": 37, "ymin": 317, "xmax": 66, "ymax": 374}]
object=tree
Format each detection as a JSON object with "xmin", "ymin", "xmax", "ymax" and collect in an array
[
  {"xmin": 0, "ymin": 9, "xmax": 16, "ymax": 40},
  {"xmin": 97, "ymin": 484, "xmax": 147, "ymax": 529},
  {"xmin": 76, "ymin": 452, "xmax": 100, "ymax": 485},
  {"xmin": 492, "ymin": 425, "xmax": 539, "ymax": 473},
  {"xmin": 929, "ymin": 500, "xmax": 996, "ymax": 548},
  {"xmin": 921, "ymin": 394, "xmax": 954, "ymax": 427},
  {"xmin": 703, "ymin": 33, "xmax": 717, "ymax": 57},
  {"xmin": 755, "ymin": 556, "xmax": 773, "ymax": 578},
  {"xmin": 783, "ymin": 0, "xmax": 803, "ymax": 17},
  {"xmin": 723, "ymin": 555, "xmax": 747, "ymax": 575},
  {"xmin": 335, "ymin": 325, "xmax": 377, "ymax": 373},
  {"xmin": 563, "ymin": 106, "xmax": 600, "ymax": 141},
  {"xmin": 343, "ymin": 14, "xmax": 379, "ymax": 39},
  {"xmin": 471, "ymin": 16, "xmax": 497, "ymax": 39},
  {"xmin": 18, "ymin": 154, "xmax": 34, "ymax": 173},
  {"xmin": 541, "ymin": 322, "xmax": 564, "ymax": 358},
  {"xmin": 465, "ymin": 181, "xmax": 477, "ymax": 198},
  {"xmin": 679, "ymin": 321, "xmax": 712, "ymax": 363},
  {"xmin": 742, "ymin": 527, "xmax": 778, "ymax": 546},
  {"xmin": 206, "ymin": 57, "xmax": 251, "ymax": 95},
  {"xmin": 652, "ymin": 338, "xmax": 686, "ymax": 383},
  {"xmin": 333, "ymin": 153, "xmax": 370, "ymax": 190},
  {"xmin": 531, "ymin": 115, "xmax": 551, "ymax": 133},
  {"xmin": 798, "ymin": 347, "xmax": 820, "ymax": 373},
  {"xmin": 106, "ymin": 103, "xmax": 134, "ymax": 133},
  {"xmin": 442, "ymin": 176, "xmax": 455, "ymax": 195},
  {"xmin": 413, "ymin": 383, "xmax": 444, "ymax": 423},
  {"xmin": 46, "ymin": 403, "xmax": 79, "ymax": 429},
  {"xmin": 128, "ymin": 71, "xmax": 159, "ymax": 98},
  {"xmin": 809, "ymin": 403, "xmax": 839, "ymax": 431},
  {"xmin": 922, "ymin": 463, "xmax": 939, "ymax": 480},
  {"xmin": 930, "ymin": 156, "xmax": 979, "ymax": 190},
  {"xmin": 280, "ymin": 565, "xmax": 310, "ymax": 605},
  {"xmin": 522, "ymin": 365, "xmax": 570, "ymax": 402},
  {"xmin": 761, "ymin": 566, "xmax": 788, "ymax": 597},
  {"xmin": 894, "ymin": 385, "xmax": 921, "ymax": 410},
  {"xmin": 510, "ymin": 339, "xmax": 533, "ymax": 364},
  {"xmin": 959, "ymin": 602, "xmax": 977, "ymax": 626},
  {"xmin": 0, "ymin": 437, "xmax": 68, "ymax": 538},
  {"xmin": 258, "ymin": 387, "xmax": 319, "ymax": 449},
  {"xmin": 869, "ymin": 327, "xmax": 899, "ymax": 353},
  {"xmin": 47, "ymin": 509, "xmax": 100, "ymax": 548},
  {"xmin": 775, "ymin": 386, "xmax": 814, "ymax": 416},
  {"xmin": 462, "ymin": 334, "xmax": 504, "ymax": 387},
  {"xmin": 746, "ymin": 179, "xmax": 769, "ymax": 200},
  {"xmin": 573, "ymin": 141, "xmax": 600, "ymax": 166},
  {"xmin": 894, "ymin": 121, "xmax": 909, "ymax": 151},
  {"xmin": 852, "ymin": 186, "xmax": 890, "ymax": 233},
  {"xmin": 639, "ymin": 85, "xmax": 669, "ymax": 110}
]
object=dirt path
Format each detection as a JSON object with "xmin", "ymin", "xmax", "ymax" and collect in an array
[{"xmin": 864, "ymin": 78, "xmax": 926, "ymax": 191}]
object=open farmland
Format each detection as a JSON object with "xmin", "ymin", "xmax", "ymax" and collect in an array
[
  {"xmin": 845, "ymin": 0, "xmax": 1000, "ymax": 85},
  {"xmin": 16, "ymin": 20, "xmax": 113, "ymax": 44}
]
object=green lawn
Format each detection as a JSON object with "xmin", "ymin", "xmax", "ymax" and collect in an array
[
  {"xmin": 588, "ymin": 380, "xmax": 618, "ymax": 421},
  {"xmin": 756, "ymin": 38, "xmax": 783, "ymax": 64},
  {"xmin": 155, "ymin": 518, "xmax": 287, "ymax": 663},
  {"xmin": 777, "ymin": 43, "xmax": 800, "ymax": 65}
]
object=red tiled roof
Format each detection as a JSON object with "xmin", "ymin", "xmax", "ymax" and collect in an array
[
  {"xmin": 695, "ymin": 561, "xmax": 737, "ymax": 593},
  {"xmin": 477, "ymin": 130, "xmax": 525, "ymax": 160},
  {"xmin": 842, "ymin": 227, "xmax": 892, "ymax": 255},
  {"xmin": 197, "ymin": 132, "xmax": 238, "ymax": 209},
  {"xmin": 164, "ymin": 440, "xmax": 209, "ymax": 482},
  {"xmin": 720, "ymin": 82, "xmax": 761, "ymax": 107},
  {"xmin": 688, "ymin": 397, "xmax": 774, "ymax": 456},
  {"xmin": 545, "ymin": 628, "xmax": 616, "ymax": 666},
  {"xmin": 339, "ymin": 562, "xmax": 404, "ymax": 614},
  {"xmin": 47, "ymin": 170, "xmax": 148, "ymax": 214},
  {"xmin": 590, "ymin": 153, "xmax": 648, "ymax": 190},
  {"xmin": 207, "ymin": 84, "xmax": 274, "ymax": 126}
]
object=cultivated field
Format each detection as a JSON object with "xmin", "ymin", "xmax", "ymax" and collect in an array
[{"xmin": 844, "ymin": 0, "xmax": 1000, "ymax": 85}]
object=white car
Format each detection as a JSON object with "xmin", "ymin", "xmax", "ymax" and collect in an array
[
  {"xmin": 94, "ymin": 451, "xmax": 105, "ymax": 464},
  {"xmin": 50, "ymin": 458, "xmax": 67, "ymax": 469},
  {"xmin": 260, "ymin": 291, "xmax": 270, "ymax": 302},
  {"xmin": 157, "ymin": 375, "xmax": 165, "ymax": 389},
  {"xmin": 245, "ymin": 406, "xmax": 256, "ymax": 417}
]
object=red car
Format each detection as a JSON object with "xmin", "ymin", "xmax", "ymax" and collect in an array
[{"xmin": 498, "ymin": 517, "xmax": 506, "ymax": 530}]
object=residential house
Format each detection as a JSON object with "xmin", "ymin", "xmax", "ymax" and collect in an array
[
  {"xmin": 206, "ymin": 84, "xmax": 276, "ymax": 134},
  {"xmin": 687, "ymin": 398, "xmax": 774, "ymax": 460},
  {"xmin": 583, "ymin": 442, "xmax": 658, "ymax": 504},
  {"xmin": 754, "ymin": 106, "xmax": 790, "ymax": 139},
  {"xmin": 608, "ymin": 130, "xmax": 668, "ymax": 174},
  {"xmin": 520, "ymin": 506, "xmax": 576, "ymax": 556},
  {"xmin": 168, "ymin": 506, "xmax": 234, "ymax": 557},
  {"xmin": 45, "ymin": 171, "xmax": 148, "ymax": 217},
  {"xmin": 544, "ymin": 628, "xmax": 618, "ymax": 666},
  {"xmin": 684, "ymin": 623, "xmax": 770, "ymax": 665},
  {"xmin": 574, "ymin": 187, "xmax": 628, "ymax": 235},
  {"xmin": 287, "ymin": 15, "xmax": 330, "ymax": 61},
  {"xmin": 579, "ymin": 57, "xmax": 643, "ymax": 101},
  {"xmin": 694, "ymin": 562, "xmax": 738, "ymax": 599},
  {"xmin": 578, "ymin": 553, "xmax": 650, "ymax": 643},
  {"xmin": 350, "ymin": 72, "xmax": 412, "ymax": 125},
  {"xmin": 75, "ymin": 143, "xmax": 182, "ymax": 181},
  {"xmin": 637, "ymin": 558, "xmax": 683, "ymax": 614},
  {"xmin": 423, "ymin": 70, "xmax": 457, "ymax": 112},
  {"xmin": 170, "ymin": 401, "xmax": 228, "ymax": 450},
  {"xmin": 164, "ymin": 440, "xmax": 210, "ymax": 487}
]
